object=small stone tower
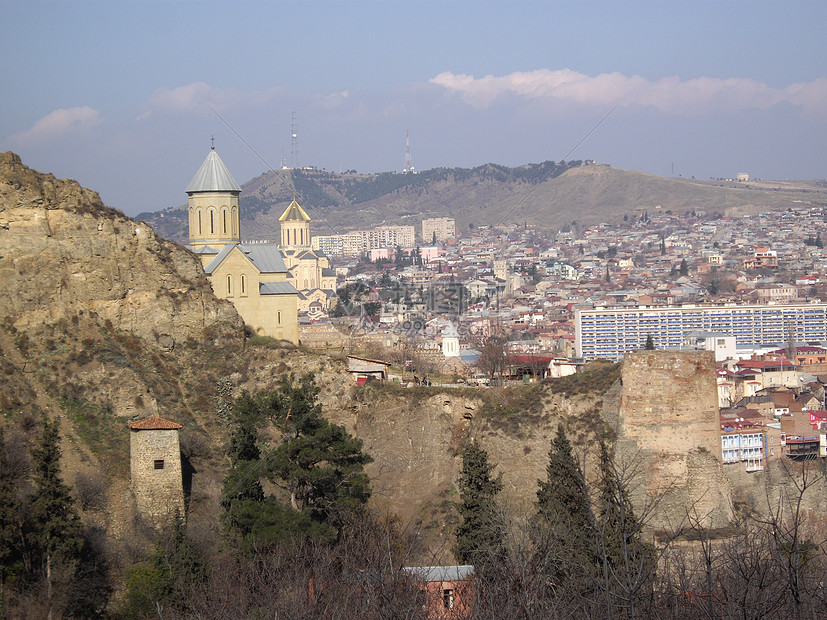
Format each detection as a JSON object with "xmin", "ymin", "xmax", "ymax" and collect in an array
[
  {"xmin": 186, "ymin": 147, "xmax": 242, "ymax": 252},
  {"xmin": 279, "ymin": 199, "xmax": 312, "ymax": 249},
  {"xmin": 129, "ymin": 416, "xmax": 185, "ymax": 524}
]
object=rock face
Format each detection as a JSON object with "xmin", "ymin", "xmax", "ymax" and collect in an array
[
  {"xmin": 607, "ymin": 350, "xmax": 734, "ymax": 531},
  {"xmin": 0, "ymin": 151, "xmax": 241, "ymax": 343}
]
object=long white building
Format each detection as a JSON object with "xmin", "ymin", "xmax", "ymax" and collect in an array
[{"xmin": 575, "ymin": 303, "xmax": 827, "ymax": 360}]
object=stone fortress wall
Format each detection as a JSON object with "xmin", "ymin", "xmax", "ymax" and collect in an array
[{"xmin": 605, "ymin": 350, "xmax": 734, "ymax": 531}]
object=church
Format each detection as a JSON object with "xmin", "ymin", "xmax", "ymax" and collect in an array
[
  {"xmin": 185, "ymin": 147, "xmax": 299, "ymax": 344},
  {"xmin": 278, "ymin": 199, "xmax": 338, "ymax": 310}
]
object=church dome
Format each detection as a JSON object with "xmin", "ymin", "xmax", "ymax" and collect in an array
[
  {"xmin": 279, "ymin": 199, "xmax": 312, "ymax": 222},
  {"xmin": 186, "ymin": 148, "xmax": 241, "ymax": 194}
]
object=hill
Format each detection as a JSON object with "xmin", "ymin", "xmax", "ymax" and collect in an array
[
  {"xmin": 0, "ymin": 151, "xmax": 616, "ymax": 567},
  {"xmin": 138, "ymin": 160, "xmax": 827, "ymax": 244}
]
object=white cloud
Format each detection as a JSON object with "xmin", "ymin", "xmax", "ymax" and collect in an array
[
  {"xmin": 10, "ymin": 106, "xmax": 102, "ymax": 145},
  {"xmin": 139, "ymin": 83, "xmax": 286, "ymax": 119},
  {"xmin": 430, "ymin": 69, "xmax": 827, "ymax": 114}
]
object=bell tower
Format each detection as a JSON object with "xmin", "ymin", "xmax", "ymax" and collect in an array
[
  {"xmin": 279, "ymin": 198, "xmax": 312, "ymax": 249},
  {"xmin": 186, "ymin": 146, "xmax": 242, "ymax": 251}
]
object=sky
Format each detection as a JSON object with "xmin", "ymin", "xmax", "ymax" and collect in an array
[{"xmin": 2, "ymin": 0, "xmax": 826, "ymax": 217}]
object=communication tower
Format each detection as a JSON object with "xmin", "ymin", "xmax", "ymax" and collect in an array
[
  {"xmin": 403, "ymin": 129, "xmax": 415, "ymax": 174},
  {"xmin": 291, "ymin": 111, "xmax": 299, "ymax": 169}
]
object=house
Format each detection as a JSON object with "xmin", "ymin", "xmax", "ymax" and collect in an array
[
  {"xmin": 346, "ymin": 355, "xmax": 390, "ymax": 384},
  {"xmin": 403, "ymin": 565, "xmax": 474, "ymax": 619}
]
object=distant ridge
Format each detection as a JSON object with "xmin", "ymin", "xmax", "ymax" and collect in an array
[{"xmin": 138, "ymin": 160, "xmax": 827, "ymax": 244}]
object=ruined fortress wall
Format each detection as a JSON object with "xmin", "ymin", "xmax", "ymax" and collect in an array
[
  {"xmin": 611, "ymin": 350, "xmax": 734, "ymax": 530},
  {"xmin": 130, "ymin": 429, "xmax": 185, "ymax": 523}
]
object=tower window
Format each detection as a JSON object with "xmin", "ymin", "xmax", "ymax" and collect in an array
[{"xmin": 223, "ymin": 209, "xmax": 227, "ymax": 234}]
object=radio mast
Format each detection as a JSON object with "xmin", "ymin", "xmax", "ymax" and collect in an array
[
  {"xmin": 291, "ymin": 111, "xmax": 299, "ymax": 169},
  {"xmin": 403, "ymin": 129, "xmax": 415, "ymax": 174}
]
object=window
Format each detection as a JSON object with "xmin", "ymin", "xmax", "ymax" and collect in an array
[
  {"xmin": 442, "ymin": 589, "xmax": 454, "ymax": 609},
  {"xmin": 227, "ymin": 275, "xmax": 233, "ymax": 296},
  {"xmin": 154, "ymin": 459, "xmax": 165, "ymax": 470},
  {"xmin": 241, "ymin": 274, "xmax": 246, "ymax": 295},
  {"xmin": 223, "ymin": 209, "xmax": 227, "ymax": 234},
  {"xmin": 278, "ymin": 311, "xmax": 282, "ymax": 324},
  {"xmin": 210, "ymin": 210, "xmax": 214, "ymax": 234}
]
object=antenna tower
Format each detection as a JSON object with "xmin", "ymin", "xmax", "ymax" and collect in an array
[
  {"xmin": 291, "ymin": 111, "xmax": 299, "ymax": 169},
  {"xmin": 403, "ymin": 129, "xmax": 415, "ymax": 174}
]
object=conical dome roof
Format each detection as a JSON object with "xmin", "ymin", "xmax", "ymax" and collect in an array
[
  {"xmin": 186, "ymin": 149, "xmax": 241, "ymax": 193},
  {"xmin": 279, "ymin": 199, "xmax": 311, "ymax": 222}
]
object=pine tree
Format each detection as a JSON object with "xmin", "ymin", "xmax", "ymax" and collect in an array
[
  {"xmin": 535, "ymin": 425, "xmax": 597, "ymax": 589},
  {"xmin": 221, "ymin": 393, "xmax": 266, "ymax": 538},
  {"xmin": 679, "ymin": 258, "xmax": 689, "ymax": 276},
  {"xmin": 596, "ymin": 440, "xmax": 652, "ymax": 615},
  {"xmin": 29, "ymin": 416, "xmax": 85, "ymax": 618},
  {"xmin": 453, "ymin": 441, "xmax": 504, "ymax": 565},
  {"xmin": 645, "ymin": 334, "xmax": 655, "ymax": 350},
  {"xmin": 0, "ymin": 427, "xmax": 24, "ymax": 613},
  {"xmin": 221, "ymin": 376, "xmax": 373, "ymax": 546}
]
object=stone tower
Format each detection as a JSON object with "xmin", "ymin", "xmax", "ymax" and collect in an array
[
  {"xmin": 129, "ymin": 416, "xmax": 185, "ymax": 524},
  {"xmin": 279, "ymin": 199, "xmax": 312, "ymax": 249},
  {"xmin": 606, "ymin": 350, "xmax": 733, "ymax": 531},
  {"xmin": 186, "ymin": 147, "xmax": 242, "ymax": 251}
]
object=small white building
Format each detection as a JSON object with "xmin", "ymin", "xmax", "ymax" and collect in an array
[
  {"xmin": 683, "ymin": 331, "xmax": 737, "ymax": 362},
  {"xmin": 442, "ymin": 324, "xmax": 460, "ymax": 358}
]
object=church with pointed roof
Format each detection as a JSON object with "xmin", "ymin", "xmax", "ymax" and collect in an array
[
  {"xmin": 278, "ymin": 199, "xmax": 337, "ymax": 310},
  {"xmin": 186, "ymin": 147, "xmax": 299, "ymax": 344}
]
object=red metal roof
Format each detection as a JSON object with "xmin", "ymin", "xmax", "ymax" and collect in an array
[{"xmin": 129, "ymin": 416, "xmax": 183, "ymax": 431}]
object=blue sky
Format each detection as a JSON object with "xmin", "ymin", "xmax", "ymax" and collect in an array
[{"xmin": 2, "ymin": 0, "xmax": 826, "ymax": 216}]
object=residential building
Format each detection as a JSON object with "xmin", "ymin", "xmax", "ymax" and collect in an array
[
  {"xmin": 422, "ymin": 217, "xmax": 456, "ymax": 244},
  {"xmin": 575, "ymin": 302, "xmax": 827, "ymax": 361}
]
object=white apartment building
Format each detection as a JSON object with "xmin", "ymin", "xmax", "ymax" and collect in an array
[{"xmin": 575, "ymin": 302, "xmax": 827, "ymax": 361}]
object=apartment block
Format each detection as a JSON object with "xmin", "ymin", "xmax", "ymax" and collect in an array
[
  {"xmin": 575, "ymin": 303, "xmax": 827, "ymax": 360},
  {"xmin": 422, "ymin": 217, "xmax": 456, "ymax": 243}
]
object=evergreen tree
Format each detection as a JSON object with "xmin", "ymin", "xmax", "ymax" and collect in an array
[
  {"xmin": 0, "ymin": 427, "xmax": 25, "ymax": 613},
  {"xmin": 121, "ymin": 513, "xmax": 206, "ymax": 618},
  {"xmin": 453, "ymin": 441, "xmax": 504, "ymax": 565},
  {"xmin": 264, "ymin": 374, "xmax": 372, "ymax": 529},
  {"xmin": 28, "ymin": 416, "xmax": 85, "ymax": 617},
  {"xmin": 535, "ymin": 425, "xmax": 597, "ymax": 589},
  {"xmin": 645, "ymin": 334, "xmax": 655, "ymax": 350},
  {"xmin": 596, "ymin": 440, "xmax": 652, "ymax": 615},
  {"xmin": 221, "ymin": 393, "xmax": 266, "ymax": 539},
  {"xmin": 679, "ymin": 258, "xmax": 689, "ymax": 276},
  {"xmin": 222, "ymin": 376, "xmax": 373, "ymax": 546}
]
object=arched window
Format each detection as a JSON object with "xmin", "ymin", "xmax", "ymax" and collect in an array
[
  {"xmin": 226, "ymin": 275, "xmax": 232, "ymax": 295},
  {"xmin": 241, "ymin": 274, "xmax": 246, "ymax": 294},
  {"xmin": 232, "ymin": 207, "xmax": 238, "ymax": 236},
  {"xmin": 197, "ymin": 208, "xmax": 202, "ymax": 235},
  {"xmin": 210, "ymin": 210, "xmax": 214, "ymax": 234},
  {"xmin": 223, "ymin": 209, "xmax": 227, "ymax": 234},
  {"xmin": 278, "ymin": 311, "xmax": 282, "ymax": 324}
]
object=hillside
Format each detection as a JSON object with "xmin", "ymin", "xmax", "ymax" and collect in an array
[
  {"xmin": 0, "ymin": 151, "xmax": 617, "ymax": 565},
  {"xmin": 138, "ymin": 160, "xmax": 827, "ymax": 244}
]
